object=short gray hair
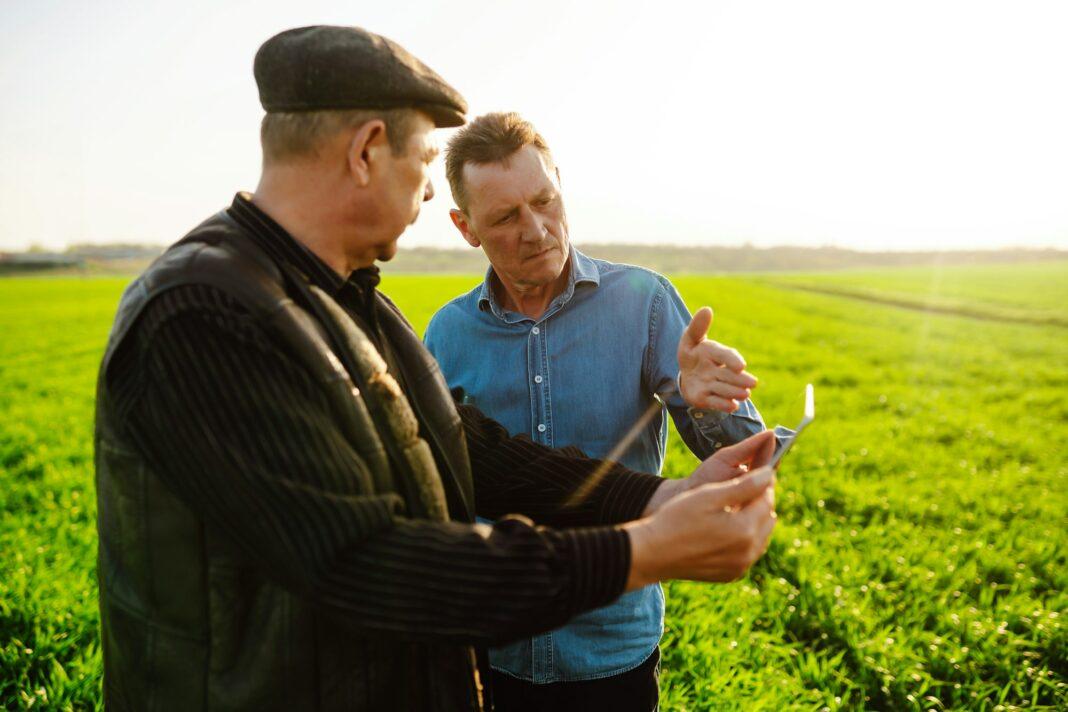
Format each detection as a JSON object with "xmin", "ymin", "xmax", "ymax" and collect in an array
[{"xmin": 260, "ymin": 108, "xmax": 416, "ymax": 164}]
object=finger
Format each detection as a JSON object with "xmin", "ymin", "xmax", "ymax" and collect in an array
[
  {"xmin": 752, "ymin": 506, "xmax": 777, "ymax": 557},
  {"xmin": 703, "ymin": 341, "xmax": 746, "ymax": 372},
  {"xmin": 726, "ymin": 367, "xmax": 760, "ymax": 390},
  {"xmin": 757, "ymin": 493, "xmax": 778, "ymax": 539},
  {"xmin": 696, "ymin": 464, "xmax": 746, "ymax": 485},
  {"xmin": 693, "ymin": 394, "xmax": 739, "ymax": 413},
  {"xmin": 707, "ymin": 466, "xmax": 774, "ymax": 508},
  {"xmin": 683, "ymin": 307, "xmax": 713, "ymax": 348},
  {"xmin": 713, "ymin": 430, "xmax": 777, "ymax": 468},
  {"xmin": 751, "ymin": 431, "xmax": 777, "ymax": 470},
  {"xmin": 707, "ymin": 382, "xmax": 752, "ymax": 402},
  {"xmin": 738, "ymin": 483, "xmax": 774, "ymax": 522},
  {"xmin": 739, "ymin": 470, "xmax": 776, "ymax": 513},
  {"xmin": 695, "ymin": 366, "xmax": 757, "ymax": 389}
]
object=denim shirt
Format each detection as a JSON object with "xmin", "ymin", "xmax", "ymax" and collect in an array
[{"xmin": 424, "ymin": 247, "xmax": 766, "ymax": 683}]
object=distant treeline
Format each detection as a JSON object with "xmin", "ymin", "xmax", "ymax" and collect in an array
[
  {"xmin": 0, "ymin": 243, "xmax": 161, "ymax": 275},
  {"xmin": 382, "ymin": 244, "xmax": 1068, "ymax": 274},
  {"xmin": 1, "ymin": 242, "xmax": 1065, "ymax": 275}
]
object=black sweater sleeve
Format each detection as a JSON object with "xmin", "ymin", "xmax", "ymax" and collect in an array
[{"xmin": 459, "ymin": 403, "xmax": 663, "ymax": 527}]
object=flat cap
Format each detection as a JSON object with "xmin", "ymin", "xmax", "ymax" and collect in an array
[{"xmin": 254, "ymin": 25, "xmax": 467, "ymax": 128}]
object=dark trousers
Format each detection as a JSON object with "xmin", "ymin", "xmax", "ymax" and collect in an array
[{"xmin": 489, "ymin": 647, "xmax": 660, "ymax": 712}]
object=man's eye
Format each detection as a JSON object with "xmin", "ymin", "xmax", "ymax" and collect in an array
[{"xmin": 495, "ymin": 215, "xmax": 513, "ymax": 226}]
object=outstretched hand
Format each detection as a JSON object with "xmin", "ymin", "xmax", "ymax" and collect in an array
[{"xmin": 677, "ymin": 307, "xmax": 759, "ymax": 413}]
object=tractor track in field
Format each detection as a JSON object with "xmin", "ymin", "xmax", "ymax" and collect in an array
[{"xmin": 757, "ymin": 281, "xmax": 1068, "ymax": 329}]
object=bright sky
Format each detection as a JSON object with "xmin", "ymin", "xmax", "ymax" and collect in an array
[{"xmin": 2, "ymin": 0, "xmax": 1066, "ymax": 252}]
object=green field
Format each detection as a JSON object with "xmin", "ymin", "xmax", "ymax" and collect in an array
[
  {"xmin": 758, "ymin": 262, "xmax": 1068, "ymax": 327},
  {"xmin": 1, "ymin": 263, "xmax": 1066, "ymax": 710}
]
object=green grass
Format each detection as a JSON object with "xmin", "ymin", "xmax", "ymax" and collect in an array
[{"xmin": 1, "ymin": 265, "xmax": 1065, "ymax": 710}]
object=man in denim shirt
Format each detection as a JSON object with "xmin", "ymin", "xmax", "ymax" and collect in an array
[{"xmin": 425, "ymin": 113, "xmax": 769, "ymax": 711}]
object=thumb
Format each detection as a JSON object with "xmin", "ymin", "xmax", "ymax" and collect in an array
[
  {"xmin": 709, "ymin": 467, "xmax": 774, "ymax": 508},
  {"xmin": 714, "ymin": 430, "xmax": 777, "ymax": 469},
  {"xmin": 683, "ymin": 307, "xmax": 713, "ymax": 348}
]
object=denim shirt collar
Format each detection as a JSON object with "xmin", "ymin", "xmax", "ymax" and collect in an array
[{"xmin": 477, "ymin": 245, "xmax": 600, "ymax": 323}]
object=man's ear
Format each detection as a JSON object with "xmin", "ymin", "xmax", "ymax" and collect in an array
[
  {"xmin": 346, "ymin": 119, "xmax": 388, "ymax": 187},
  {"xmin": 449, "ymin": 209, "xmax": 481, "ymax": 248}
]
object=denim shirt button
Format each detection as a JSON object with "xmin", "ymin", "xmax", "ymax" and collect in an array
[
  {"xmin": 534, "ymin": 375, "xmax": 543, "ymax": 384},
  {"xmin": 531, "ymin": 326, "xmax": 540, "ymax": 335},
  {"xmin": 537, "ymin": 423, "xmax": 546, "ymax": 433}
]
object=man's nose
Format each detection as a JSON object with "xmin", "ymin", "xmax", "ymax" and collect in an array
[
  {"xmin": 519, "ymin": 207, "xmax": 547, "ymax": 241},
  {"xmin": 423, "ymin": 180, "xmax": 434, "ymax": 202}
]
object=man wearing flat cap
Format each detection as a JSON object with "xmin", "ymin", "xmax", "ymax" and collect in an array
[{"xmin": 94, "ymin": 25, "xmax": 781, "ymax": 711}]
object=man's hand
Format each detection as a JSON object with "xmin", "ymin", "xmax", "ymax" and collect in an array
[
  {"xmin": 623, "ymin": 467, "xmax": 777, "ymax": 589},
  {"xmin": 642, "ymin": 430, "xmax": 777, "ymax": 516},
  {"xmin": 677, "ymin": 307, "xmax": 759, "ymax": 413}
]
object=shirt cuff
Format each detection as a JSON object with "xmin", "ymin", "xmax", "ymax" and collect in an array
[
  {"xmin": 677, "ymin": 369, "xmax": 729, "ymax": 431},
  {"xmin": 689, "ymin": 404, "xmax": 729, "ymax": 433},
  {"xmin": 558, "ymin": 525, "xmax": 632, "ymax": 615}
]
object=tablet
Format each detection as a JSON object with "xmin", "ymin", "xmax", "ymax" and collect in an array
[{"xmin": 767, "ymin": 383, "xmax": 815, "ymax": 470}]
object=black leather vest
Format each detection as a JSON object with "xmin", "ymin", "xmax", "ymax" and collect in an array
[{"xmin": 94, "ymin": 211, "xmax": 485, "ymax": 710}]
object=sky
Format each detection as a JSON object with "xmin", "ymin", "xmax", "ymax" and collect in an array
[{"xmin": 1, "ymin": 0, "xmax": 1066, "ymax": 252}]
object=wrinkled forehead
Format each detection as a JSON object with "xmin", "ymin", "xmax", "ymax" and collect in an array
[{"xmin": 463, "ymin": 145, "xmax": 558, "ymax": 212}]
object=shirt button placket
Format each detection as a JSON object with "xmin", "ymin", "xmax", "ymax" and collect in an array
[{"xmin": 531, "ymin": 324, "xmax": 549, "ymax": 445}]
